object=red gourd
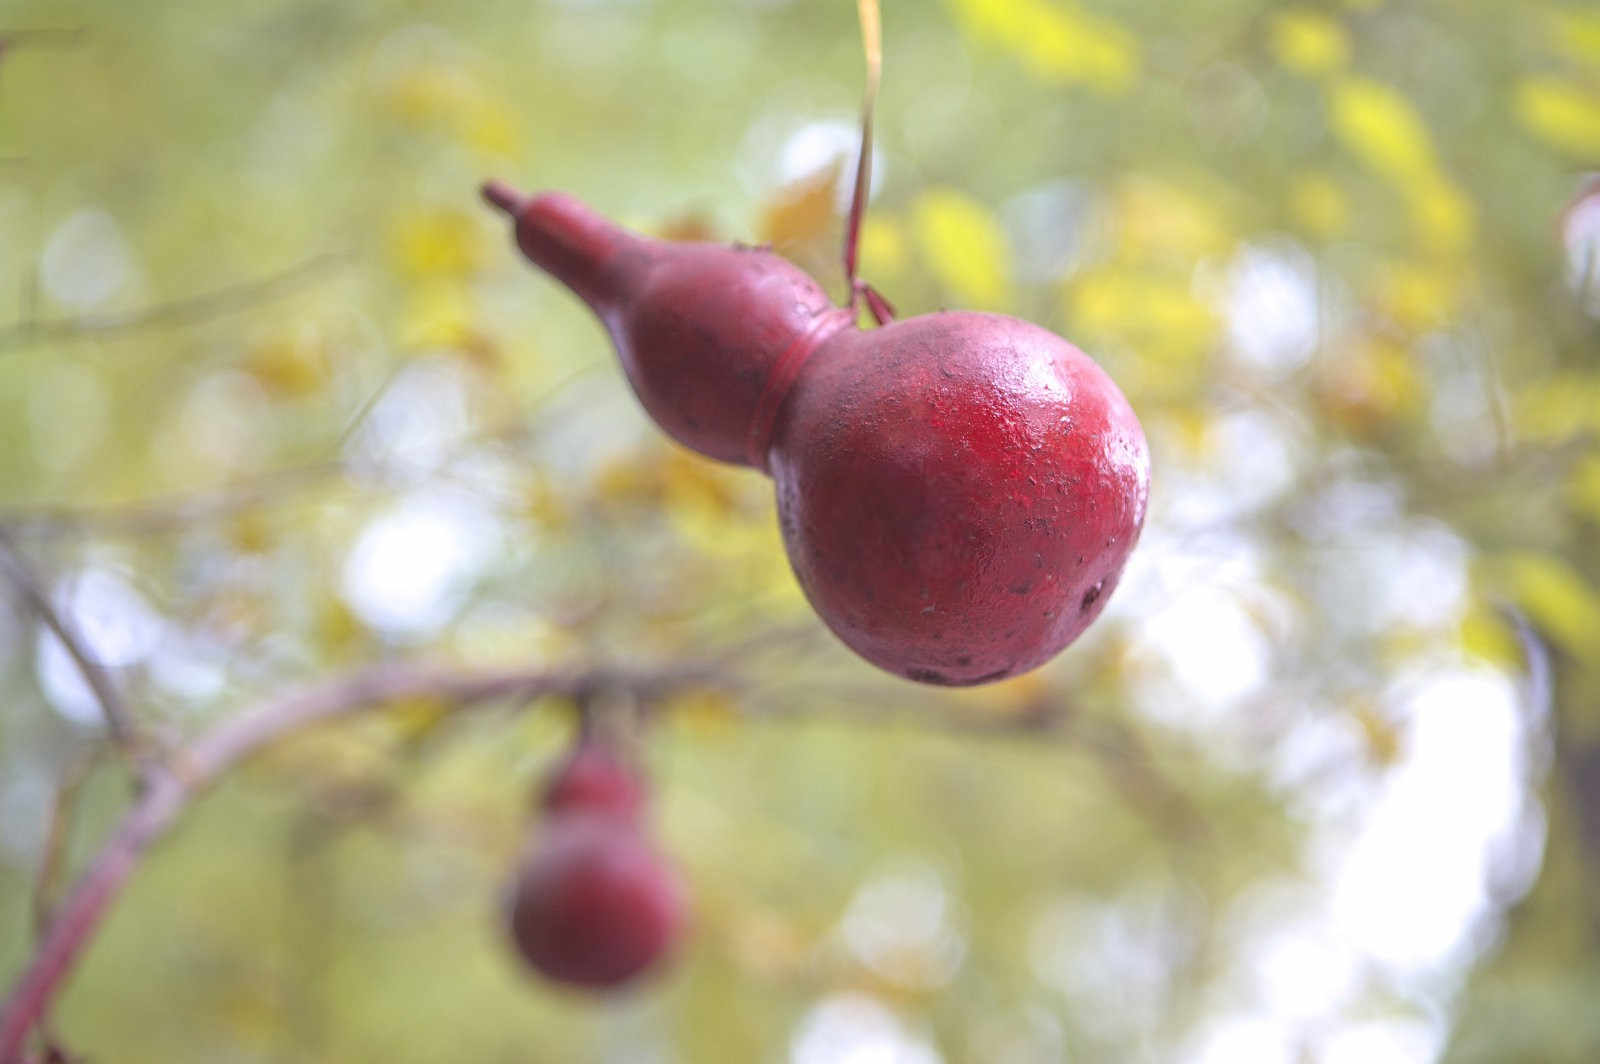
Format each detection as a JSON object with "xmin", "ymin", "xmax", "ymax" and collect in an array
[
  {"xmin": 541, "ymin": 740, "xmax": 646, "ymax": 822},
  {"xmin": 483, "ymin": 181, "xmax": 1149, "ymax": 686},
  {"xmin": 506, "ymin": 814, "xmax": 686, "ymax": 989}
]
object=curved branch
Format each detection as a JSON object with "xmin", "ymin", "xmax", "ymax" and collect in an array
[{"xmin": 0, "ymin": 658, "xmax": 721, "ymax": 1062}]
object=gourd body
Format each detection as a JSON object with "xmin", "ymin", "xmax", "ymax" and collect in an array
[
  {"xmin": 487, "ymin": 185, "xmax": 1149, "ymax": 685},
  {"xmin": 507, "ymin": 816, "xmax": 685, "ymax": 989}
]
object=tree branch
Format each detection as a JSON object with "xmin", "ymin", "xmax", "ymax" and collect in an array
[
  {"xmin": 0, "ymin": 531, "xmax": 138, "ymax": 754},
  {"xmin": 0, "ymin": 462, "xmax": 348, "ymax": 540},
  {"xmin": 0, "ymin": 657, "xmax": 724, "ymax": 1062},
  {"xmin": 31, "ymin": 753, "xmax": 101, "ymax": 941},
  {"xmin": 0, "ymin": 254, "xmax": 344, "ymax": 354}
]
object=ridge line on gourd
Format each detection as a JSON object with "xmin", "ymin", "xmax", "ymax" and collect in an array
[{"xmin": 481, "ymin": 20, "xmax": 1148, "ymax": 688}]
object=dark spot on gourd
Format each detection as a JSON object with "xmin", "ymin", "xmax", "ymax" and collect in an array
[{"xmin": 1080, "ymin": 579, "xmax": 1105, "ymax": 613}]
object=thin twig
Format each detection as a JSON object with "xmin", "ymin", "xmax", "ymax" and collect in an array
[
  {"xmin": 745, "ymin": 680, "xmax": 1204, "ymax": 841},
  {"xmin": 0, "ymin": 462, "xmax": 348, "ymax": 540},
  {"xmin": 0, "ymin": 365, "xmax": 607, "ymax": 541},
  {"xmin": 0, "ymin": 532, "xmax": 138, "ymax": 753},
  {"xmin": 24, "ymin": 752, "xmax": 101, "ymax": 1059},
  {"xmin": 0, "ymin": 656, "xmax": 725, "ymax": 1061},
  {"xmin": 841, "ymin": 0, "xmax": 881, "ymax": 307},
  {"xmin": 0, "ymin": 255, "xmax": 345, "ymax": 354},
  {"xmin": 31, "ymin": 753, "xmax": 102, "ymax": 941}
]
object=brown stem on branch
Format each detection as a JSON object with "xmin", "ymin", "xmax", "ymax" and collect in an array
[{"xmin": 0, "ymin": 658, "xmax": 724, "ymax": 1062}]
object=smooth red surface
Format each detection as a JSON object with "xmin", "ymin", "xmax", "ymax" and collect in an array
[
  {"xmin": 486, "ymin": 184, "xmax": 1150, "ymax": 686},
  {"xmin": 541, "ymin": 742, "xmax": 646, "ymax": 821},
  {"xmin": 507, "ymin": 816, "xmax": 686, "ymax": 990},
  {"xmin": 774, "ymin": 313, "xmax": 1148, "ymax": 684},
  {"xmin": 490, "ymin": 187, "xmax": 845, "ymax": 465}
]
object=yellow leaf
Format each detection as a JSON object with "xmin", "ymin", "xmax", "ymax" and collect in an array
[
  {"xmin": 1405, "ymin": 175, "xmax": 1475, "ymax": 255},
  {"xmin": 1329, "ymin": 77, "xmax": 1439, "ymax": 187},
  {"xmin": 1548, "ymin": 9, "xmax": 1600, "ymax": 70},
  {"xmin": 382, "ymin": 66, "xmax": 521, "ymax": 156},
  {"xmin": 1349, "ymin": 698, "xmax": 1401, "ymax": 766},
  {"xmin": 392, "ymin": 208, "xmax": 487, "ymax": 277},
  {"xmin": 1316, "ymin": 337, "xmax": 1424, "ymax": 430},
  {"xmin": 385, "ymin": 696, "xmax": 455, "ymax": 741},
  {"xmin": 759, "ymin": 159, "xmax": 843, "ymax": 252},
  {"xmin": 1114, "ymin": 176, "xmax": 1232, "ymax": 265},
  {"xmin": 1502, "ymin": 553, "xmax": 1600, "ymax": 659},
  {"xmin": 592, "ymin": 450, "xmax": 668, "ymax": 509},
  {"xmin": 1458, "ymin": 602, "xmax": 1519, "ymax": 667},
  {"xmin": 1270, "ymin": 9, "xmax": 1350, "ymax": 77},
  {"xmin": 1515, "ymin": 77, "xmax": 1600, "ymax": 158},
  {"xmin": 1567, "ymin": 452, "xmax": 1600, "ymax": 523},
  {"xmin": 942, "ymin": 669, "xmax": 1049, "ymax": 713},
  {"xmin": 655, "ymin": 212, "xmax": 720, "ymax": 243},
  {"xmin": 226, "ymin": 509, "xmax": 274, "ymax": 554},
  {"xmin": 315, "ymin": 593, "xmax": 368, "ymax": 660},
  {"xmin": 1374, "ymin": 260, "xmax": 1461, "ymax": 330},
  {"xmin": 398, "ymin": 280, "xmax": 474, "ymax": 349},
  {"xmin": 860, "ymin": 214, "xmax": 908, "ymax": 274},
  {"xmin": 244, "ymin": 330, "xmax": 330, "ymax": 398},
  {"xmin": 911, "ymin": 188, "xmax": 1013, "ymax": 308},
  {"xmin": 1068, "ymin": 267, "xmax": 1218, "ymax": 363},
  {"xmin": 946, "ymin": 0, "xmax": 1139, "ymax": 94},
  {"xmin": 662, "ymin": 447, "xmax": 745, "ymax": 519},
  {"xmin": 521, "ymin": 473, "xmax": 571, "ymax": 531},
  {"xmin": 1514, "ymin": 374, "xmax": 1600, "ymax": 443},
  {"xmin": 662, "ymin": 688, "xmax": 740, "ymax": 737},
  {"xmin": 465, "ymin": 98, "xmax": 520, "ymax": 157}
]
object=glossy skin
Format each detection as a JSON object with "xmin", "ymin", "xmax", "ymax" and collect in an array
[
  {"xmin": 775, "ymin": 313, "xmax": 1148, "ymax": 684},
  {"xmin": 507, "ymin": 815, "xmax": 686, "ymax": 989},
  {"xmin": 484, "ymin": 182, "xmax": 1150, "ymax": 685}
]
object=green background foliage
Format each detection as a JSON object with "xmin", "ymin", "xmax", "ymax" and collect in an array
[{"xmin": 1, "ymin": 0, "xmax": 1597, "ymax": 1060}]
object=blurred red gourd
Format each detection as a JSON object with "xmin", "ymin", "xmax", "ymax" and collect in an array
[{"xmin": 507, "ymin": 813, "xmax": 686, "ymax": 990}]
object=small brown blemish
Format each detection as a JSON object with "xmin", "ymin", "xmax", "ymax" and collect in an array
[
  {"xmin": 1080, "ymin": 579, "xmax": 1105, "ymax": 613},
  {"xmin": 1009, "ymin": 581, "xmax": 1033, "ymax": 595}
]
